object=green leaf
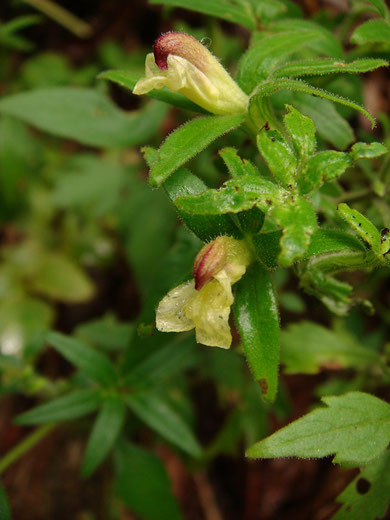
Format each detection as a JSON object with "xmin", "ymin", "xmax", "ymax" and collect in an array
[
  {"xmin": 163, "ymin": 167, "xmax": 241, "ymax": 241},
  {"xmin": 338, "ymin": 203, "xmax": 382, "ymax": 252},
  {"xmin": 175, "ymin": 175, "xmax": 286, "ymax": 215},
  {"xmin": 252, "ymin": 78, "xmax": 375, "ymax": 128},
  {"xmin": 81, "ymin": 393, "xmax": 126, "ymax": 477},
  {"xmin": 219, "ymin": 147, "xmax": 260, "ymax": 178},
  {"xmin": 0, "ymin": 484, "xmax": 11, "ymax": 520},
  {"xmin": 234, "ymin": 266, "xmax": 279, "ymax": 401},
  {"xmin": 149, "ymin": 0, "xmax": 256, "ymax": 29},
  {"xmin": 0, "ymin": 88, "xmax": 167, "ymax": 148},
  {"xmin": 284, "ymin": 105, "xmax": 316, "ymax": 159},
  {"xmin": 306, "ymin": 229, "xmax": 366, "ymax": 257},
  {"xmin": 47, "ymin": 332, "xmax": 118, "ymax": 387},
  {"xmin": 298, "ymin": 151, "xmax": 352, "ymax": 194},
  {"xmin": 271, "ymin": 198, "xmax": 317, "ymax": 266},
  {"xmin": 293, "ymin": 93, "xmax": 355, "ymax": 150},
  {"xmin": 75, "ymin": 315, "xmax": 134, "ymax": 352},
  {"xmin": 123, "ymin": 338, "xmax": 199, "ymax": 388},
  {"xmin": 15, "ymin": 389, "xmax": 101, "ymax": 425},
  {"xmin": 149, "ymin": 114, "xmax": 245, "ymax": 187},
  {"xmin": 246, "ymin": 392, "xmax": 390, "ymax": 465},
  {"xmin": 126, "ymin": 391, "xmax": 202, "ymax": 457},
  {"xmin": 351, "ymin": 19, "xmax": 390, "ymax": 46},
  {"xmin": 334, "ymin": 449, "xmax": 390, "ymax": 520},
  {"xmin": 257, "ymin": 128, "xmax": 297, "ymax": 189},
  {"xmin": 115, "ymin": 441, "xmax": 181, "ymax": 520},
  {"xmin": 280, "ymin": 321, "xmax": 382, "ymax": 374},
  {"xmin": 350, "ymin": 142, "xmax": 387, "ymax": 161},
  {"xmin": 0, "ymin": 14, "xmax": 41, "ymax": 51},
  {"xmin": 273, "ymin": 58, "xmax": 388, "ymax": 78},
  {"xmin": 366, "ymin": 0, "xmax": 388, "ymax": 17},
  {"xmin": 30, "ymin": 253, "xmax": 95, "ymax": 303},
  {"xmin": 237, "ymin": 31, "xmax": 321, "ymax": 94},
  {"xmin": 98, "ymin": 69, "xmax": 207, "ymax": 113}
]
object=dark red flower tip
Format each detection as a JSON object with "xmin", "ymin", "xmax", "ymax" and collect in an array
[
  {"xmin": 193, "ymin": 238, "xmax": 227, "ymax": 291},
  {"xmin": 153, "ymin": 31, "xmax": 208, "ymax": 72}
]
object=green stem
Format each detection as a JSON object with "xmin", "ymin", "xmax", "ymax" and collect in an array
[
  {"xmin": 22, "ymin": 0, "xmax": 92, "ymax": 38},
  {"xmin": 0, "ymin": 423, "xmax": 56, "ymax": 475}
]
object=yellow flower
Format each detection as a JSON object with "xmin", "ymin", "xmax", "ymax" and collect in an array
[
  {"xmin": 156, "ymin": 236, "xmax": 251, "ymax": 349},
  {"xmin": 133, "ymin": 32, "xmax": 248, "ymax": 116}
]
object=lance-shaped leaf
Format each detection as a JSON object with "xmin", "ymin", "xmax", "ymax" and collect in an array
[
  {"xmin": 257, "ymin": 128, "xmax": 297, "ymax": 189},
  {"xmin": 0, "ymin": 88, "xmax": 167, "ymax": 148},
  {"xmin": 219, "ymin": 147, "xmax": 260, "ymax": 178},
  {"xmin": 351, "ymin": 19, "xmax": 390, "ymax": 46},
  {"xmin": 149, "ymin": 0, "xmax": 256, "ymax": 30},
  {"xmin": 126, "ymin": 391, "xmax": 202, "ymax": 457},
  {"xmin": 98, "ymin": 69, "xmax": 207, "ymax": 113},
  {"xmin": 363, "ymin": 0, "xmax": 388, "ymax": 18},
  {"xmin": 273, "ymin": 58, "xmax": 388, "ymax": 79},
  {"xmin": 47, "ymin": 331, "xmax": 118, "ymax": 387},
  {"xmin": 284, "ymin": 105, "xmax": 316, "ymax": 159},
  {"xmin": 246, "ymin": 392, "xmax": 390, "ymax": 465},
  {"xmin": 234, "ymin": 266, "xmax": 279, "ymax": 402},
  {"xmin": 0, "ymin": 484, "xmax": 11, "ymax": 520},
  {"xmin": 114, "ymin": 441, "xmax": 181, "ymax": 520},
  {"xmin": 15, "ymin": 389, "xmax": 102, "ymax": 425},
  {"xmin": 251, "ymin": 78, "xmax": 375, "ymax": 128},
  {"xmin": 149, "ymin": 114, "xmax": 245, "ymax": 187},
  {"xmin": 175, "ymin": 175, "xmax": 286, "ymax": 215},
  {"xmin": 334, "ymin": 449, "xmax": 390, "ymax": 520},
  {"xmin": 298, "ymin": 151, "xmax": 352, "ymax": 194},
  {"xmin": 237, "ymin": 31, "xmax": 320, "ymax": 94},
  {"xmin": 81, "ymin": 393, "xmax": 126, "ymax": 477},
  {"xmin": 270, "ymin": 198, "xmax": 317, "ymax": 266},
  {"xmin": 338, "ymin": 203, "xmax": 382, "ymax": 252}
]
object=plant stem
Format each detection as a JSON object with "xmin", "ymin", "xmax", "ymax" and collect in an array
[
  {"xmin": 22, "ymin": 0, "xmax": 92, "ymax": 38},
  {"xmin": 0, "ymin": 423, "xmax": 56, "ymax": 475}
]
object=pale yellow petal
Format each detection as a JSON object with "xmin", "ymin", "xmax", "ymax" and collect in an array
[
  {"xmin": 185, "ymin": 279, "xmax": 232, "ymax": 349},
  {"xmin": 156, "ymin": 280, "xmax": 195, "ymax": 332}
]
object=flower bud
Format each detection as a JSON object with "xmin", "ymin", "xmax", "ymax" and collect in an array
[
  {"xmin": 193, "ymin": 237, "xmax": 227, "ymax": 291},
  {"xmin": 133, "ymin": 32, "xmax": 248, "ymax": 115}
]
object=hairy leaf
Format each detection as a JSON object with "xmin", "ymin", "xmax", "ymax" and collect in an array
[
  {"xmin": 247, "ymin": 392, "xmax": 390, "ymax": 465},
  {"xmin": 273, "ymin": 58, "xmax": 388, "ymax": 78}
]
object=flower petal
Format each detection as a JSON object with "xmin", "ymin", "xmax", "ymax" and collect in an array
[
  {"xmin": 156, "ymin": 280, "xmax": 195, "ymax": 332},
  {"xmin": 185, "ymin": 278, "xmax": 232, "ymax": 349}
]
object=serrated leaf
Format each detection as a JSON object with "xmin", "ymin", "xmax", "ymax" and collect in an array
[
  {"xmin": 351, "ymin": 19, "xmax": 390, "ymax": 46},
  {"xmin": 252, "ymin": 78, "xmax": 375, "ymax": 128},
  {"xmin": 271, "ymin": 198, "xmax": 317, "ymax": 266},
  {"xmin": 273, "ymin": 58, "xmax": 388, "ymax": 78},
  {"xmin": 149, "ymin": 114, "xmax": 245, "ymax": 187},
  {"xmin": 257, "ymin": 128, "xmax": 297, "ymax": 189},
  {"xmin": 293, "ymin": 93, "xmax": 355, "ymax": 150},
  {"xmin": 350, "ymin": 142, "xmax": 387, "ymax": 161},
  {"xmin": 284, "ymin": 105, "xmax": 316, "ymax": 159},
  {"xmin": 15, "ymin": 389, "xmax": 101, "ymax": 425},
  {"xmin": 298, "ymin": 151, "xmax": 352, "ymax": 194},
  {"xmin": 234, "ymin": 266, "xmax": 279, "ymax": 401},
  {"xmin": 237, "ymin": 31, "xmax": 321, "ymax": 94},
  {"xmin": 114, "ymin": 441, "xmax": 181, "ymax": 520},
  {"xmin": 0, "ymin": 88, "xmax": 167, "ymax": 148},
  {"xmin": 81, "ymin": 393, "xmax": 126, "ymax": 477},
  {"xmin": 47, "ymin": 332, "xmax": 118, "ymax": 387},
  {"xmin": 149, "ymin": 0, "xmax": 256, "ymax": 29},
  {"xmin": 334, "ymin": 449, "xmax": 390, "ymax": 520},
  {"xmin": 338, "ymin": 203, "xmax": 381, "ymax": 252},
  {"xmin": 246, "ymin": 392, "xmax": 390, "ymax": 465},
  {"xmin": 126, "ymin": 391, "xmax": 202, "ymax": 457},
  {"xmin": 163, "ymin": 167, "xmax": 241, "ymax": 241},
  {"xmin": 175, "ymin": 175, "xmax": 286, "ymax": 215},
  {"xmin": 98, "ymin": 69, "xmax": 207, "ymax": 113},
  {"xmin": 280, "ymin": 321, "xmax": 382, "ymax": 374}
]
